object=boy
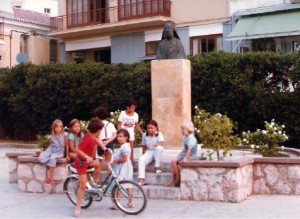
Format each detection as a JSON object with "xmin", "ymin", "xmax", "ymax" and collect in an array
[{"xmin": 74, "ymin": 117, "xmax": 104, "ymax": 217}]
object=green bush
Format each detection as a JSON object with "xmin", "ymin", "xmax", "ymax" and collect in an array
[{"xmin": 0, "ymin": 52, "xmax": 300, "ymax": 149}]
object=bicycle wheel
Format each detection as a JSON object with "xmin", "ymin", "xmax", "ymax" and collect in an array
[
  {"xmin": 63, "ymin": 176, "xmax": 93, "ymax": 209},
  {"xmin": 111, "ymin": 180, "xmax": 147, "ymax": 215}
]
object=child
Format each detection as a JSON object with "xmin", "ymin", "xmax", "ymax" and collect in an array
[
  {"xmin": 38, "ymin": 119, "xmax": 67, "ymax": 190},
  {"xmin": 118, "ymin": 99, "xmax": 144, "ymax": 163},
  {"xmin": 166, "ymin": 121, "xmax": 198, "ymax": 187},
  {"xmin": 111, "ymin": 129, "xmax": 134, "ymax": 209},
  {"xmin": 95, "ymin": 106, "xmax": 117, "ymax": 182},
  {"xmin": 74, "ymin": 117, "xmax": 104, "ymax": 217},
  {"xmin": 66, "ymin": 119, "xmax": 84, "ymax": 161},
  {"xmin": 138, "ymin": 120, "xmax": 164, "ymax": 186}
]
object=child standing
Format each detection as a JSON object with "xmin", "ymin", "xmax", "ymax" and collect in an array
[
  {"xmin": 74, "ymin": 118, "xmax": 104, "ymax": 217},
  {"xmin": 95, "ymin": 106, "xmax": 117, "ymax": 183},
  {"xmin": 66, "ymin": 119, "xmax": 84, "ymax": 161},
  {"xmin": 166, "ymin": 121, "xmax": 198, "ymax": 187},
  {"xmin": 118, "ymin": 99, "xmax": 143, "ymax": 163},
  {"xmin": 138, "ymin": 120, "xmax": 164, "ymax": 186},
  {"xmin": 38, "ymin": 119, "xmax": 67, "ymax": 190},
  {"xmin": 112, "ymin": 129, "xmax": 134, "ymax": 209}
]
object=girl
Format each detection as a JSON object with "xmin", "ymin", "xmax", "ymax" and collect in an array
[
  {"xmin": 66, "ymin": 119, "xmax": 84, "ymax": 161},
  {"xmin": 38, "ymin": 119, "xmax": 67, "ymax": 190},
  {"xmin": 166, "ymin": 121, "xmax": 198, "ymax": 187},
  {"xmin": 112, "ymin": 129, "xmax": 134, "ymax": 209},
  {"xmin": 118, "ymin": 99, "xmax": 144, "ymax": 163},
  {"xmin": 138, "ymin": 120, "xmax": 164, "ymax": 186}
]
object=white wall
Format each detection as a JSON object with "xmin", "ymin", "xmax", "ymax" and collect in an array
[
  {"xmin": 10, "ymin": 0, "xmax": 58, "ymax": 16},
  {"xmin": 229, "ymin": 0, "xmax": 291, "ymax": 15}
]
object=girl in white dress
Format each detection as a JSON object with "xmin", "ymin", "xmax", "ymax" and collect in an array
[{"xmin": 112, "ymin": 129, "xmax": 134, "ymax": 209}]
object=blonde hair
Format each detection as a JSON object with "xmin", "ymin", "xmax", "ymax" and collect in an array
[
  {"xmin": 181, "ymin": 120, "xmax": 194, "ymax": 134},
  {"xmin": 51, "ymin": 119, "xmax": 64, "ymax": 136}
]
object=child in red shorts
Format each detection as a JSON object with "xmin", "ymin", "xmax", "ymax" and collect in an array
[{"xmin": 74, "ymin": 117, "xmax": 104, "ymax": 217}]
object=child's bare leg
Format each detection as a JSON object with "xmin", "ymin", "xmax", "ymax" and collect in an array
[
  {"xmin": 92, "ymin": 160, "xmax": 102, "ymax": 184},
  {"xmin": 173, "ymin": 160, "xmax": 180, "ymax": 183},
  {"xmin": 47, "ymin": 167, "xmax": 55, "ymax": 183},
  {"xmin": 76, "ymin": 174, "xmax": 87, "ymax": 215},
  {"xmin": 129, "ymin": 140, "xmax": 134, "ymax": 163},
  {"xmin": 127, "ymin": 188, "xmax": 134, "ymax": 206}
]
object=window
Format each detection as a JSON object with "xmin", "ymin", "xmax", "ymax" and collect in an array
[
  {"xmin": 252, "ymin": 38, "xmax": 275, "ymax": 52},
  {"xmin": 72, "ymin": 52, "xmax": 86, "ymax": 63},
  {"xmin": 50, "ymin": 40, "xmax": 58, "ymax": 62},
  {"xmin": 145, "ymin": 41, "xmax": 160, "ymax": 56},
  {"xmin": 94, "ymin": 48, "xmax": 111, "ymax": 64},
  {"xmin": 44, "ymin": 8, "xmax": 51, "ymax": 14},
  {"xmin": 20, "ymin": 34, "xmax": 28, "ymax": 54},
  {"xmin": 190, "ymin": 34, "xmax": 223, "ymax": 55}
]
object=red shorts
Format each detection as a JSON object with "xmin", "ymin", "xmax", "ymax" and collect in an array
[{"xmin": 75, "ymin": 159, "xmax": 89, "ymax": 175}]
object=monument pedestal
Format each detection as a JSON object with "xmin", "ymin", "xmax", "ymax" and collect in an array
[{"xmin": 151, "ymin": 59, "xmax": 191, "ymax": 147}]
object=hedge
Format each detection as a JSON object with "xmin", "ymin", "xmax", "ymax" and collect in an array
[{"xmin": 0, "ymin": 52, "xmax": 299, "ymax": 147}]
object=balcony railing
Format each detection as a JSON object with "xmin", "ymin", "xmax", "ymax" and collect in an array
[{"xmin": 50, "ymin": 0, "xmax": 171, "ymax": 31}]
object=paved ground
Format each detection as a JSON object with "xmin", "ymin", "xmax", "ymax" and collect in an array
[{"xmin": 1, "ymin": 147, "xmax": 300, "ymax": 218}]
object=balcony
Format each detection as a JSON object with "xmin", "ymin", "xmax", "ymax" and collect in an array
[{"xmin": 50, "ymin": 0, "xmax": 171, "ymax": 32}]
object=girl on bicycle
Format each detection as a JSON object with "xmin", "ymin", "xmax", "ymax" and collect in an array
[{"xmin": 111, "ymin": 129, "xmax": 134, "ymax": 209}]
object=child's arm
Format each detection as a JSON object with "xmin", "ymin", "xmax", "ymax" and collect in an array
[
  {"xmin": 115, "ymin": 155, "xmax": 129, "ymax": 164},
  {"xmin": 65, "ymin": 137, "xmax": 70, "ymax": 159},
  {"xmin": 141, "ymin": 145, "xmax": 147, "ymax": 154},
  {"xmin": 135, "ymin": 122, "xmax": 144, "ymax": 136},
  {"xmin": 103, "ymin": 132, "xmax": 117, "ymax": 146},
  {"xmin": 94, "ymin": 138, "xmax": 107, "ymax": 151},
  {"xmin": 182, "ymin": 148, "xmax": 192, "ymax": 164},
  {"xmin": 117, "ymin": 121, "xmax": 122, "ymax": 130}
]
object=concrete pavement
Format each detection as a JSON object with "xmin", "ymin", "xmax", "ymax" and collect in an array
[{"xmin": 1, "ymin": 147, "xmax": 300, "ymax": 218}]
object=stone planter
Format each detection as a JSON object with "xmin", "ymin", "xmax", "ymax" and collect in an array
[{"xmin": 180, "ymin": 158, "xmax": 253, "ymax": 203}]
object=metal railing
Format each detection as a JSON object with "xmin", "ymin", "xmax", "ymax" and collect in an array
[{"xmin": 50, "ymin": 0, "xmax": 171, "ymax": 31}]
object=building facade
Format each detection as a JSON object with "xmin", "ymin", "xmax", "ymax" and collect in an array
[
  {"xmin": 0, "ymin": 0, "xmax": 58, "ymax": 68},
  {"xmin": 49, "ymin": 0, "xmax": 229, "ymax": 64}
]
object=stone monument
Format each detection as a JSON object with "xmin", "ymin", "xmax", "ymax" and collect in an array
[{"xmin": 151, "ymin": 20, "xmax": 191, "ymax": 146}]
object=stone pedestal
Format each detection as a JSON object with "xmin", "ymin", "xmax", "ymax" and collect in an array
[{"xmin": 151, "ymin": 59, "xmax": 191, "ymax": 147}]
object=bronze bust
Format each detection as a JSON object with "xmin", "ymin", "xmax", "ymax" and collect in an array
[{"xmin": 156, "ymin": 20, "xmax": 186, "ymax": 60}]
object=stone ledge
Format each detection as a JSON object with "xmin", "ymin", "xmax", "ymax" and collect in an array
[
  {"xmin": 0, "ymin": 143, "xmax": 37, "ymax": 149},
  {"xmin": 18, "ymin": 155, "xmax": 68, "ymax": 164},
  {"xmin": 6, "ymin": 151, "xmax": 35, "ymax": 158},
  {"xmin": 254, "ymin": 157, "xmax": 300, "ymax": 164},
  {"xmin": 182, "ymin": 157, "xmax": 254, "ymax": 168}
]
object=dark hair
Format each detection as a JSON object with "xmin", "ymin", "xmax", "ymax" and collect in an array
[
  {"xmin": 125, "ymin": 98, "xmax": 137, "ymax": 108},
  {"xmin": 117, "ymin": 129, "xmax": 130, "ymax": 142},
  {"xmin": 94, "ymin": 106, "xmax": 109, "ymax": 120},
  {"xmin": 88, "ymin": 117, "xmax": 104, "ymax": 133},
  {"xmin": 146, "ymin": 120, "xmax": 159, "ymax": 137}
]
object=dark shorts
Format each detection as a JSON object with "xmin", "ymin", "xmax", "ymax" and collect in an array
[{"xmin": 97, "ymin": 142, "xmax": 114, "ymax": 156}]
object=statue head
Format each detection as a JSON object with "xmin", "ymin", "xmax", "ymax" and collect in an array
[{"xmin": 161, "ymin": 20, "xmax": 180, "ymax": 41}]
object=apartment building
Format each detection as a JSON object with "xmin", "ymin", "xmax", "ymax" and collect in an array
[
  {"xmin": 226, "ymin": 0, "xmax": 300, "ymax": 53},
  {"xmin": 0, "ymin": 0, "xmax": 58, "ymax": 68},
  {"xmin": 49, "ymin": 0, "xmax": 229, "ymax": 64}
]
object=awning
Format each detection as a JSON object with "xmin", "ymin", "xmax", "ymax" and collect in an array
[{"xmin": 227, "ymin": 11, "xmax": 300, "ymax": 41}]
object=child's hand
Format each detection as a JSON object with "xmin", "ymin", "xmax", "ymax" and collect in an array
[
  {"xmin": 86, "ymin": 156, "xmax": 93, "ymax": 163},
  {"xmin": 182, "ymin": 158, "xmax": 188, "ymax": 164}
]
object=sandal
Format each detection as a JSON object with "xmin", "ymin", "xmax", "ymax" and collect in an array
[
  {"xmin": 110, "ymin": 204, "xmax": 118, "ymax": 210},
  {"xmin": 74, "ymin": 208, "xmax": 80, "ymax": 217},
  {"xmin": 127, "ymin": 202, "xmax": 134, "ymax": 208},
  {"xmin": 155, "ymin": 169, "xmax": 162, "ymax": 174}
]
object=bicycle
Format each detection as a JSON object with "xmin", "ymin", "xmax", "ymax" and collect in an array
[{"xmin": 63, "ymin": 152, "xmax": 147, "ymax": 215}]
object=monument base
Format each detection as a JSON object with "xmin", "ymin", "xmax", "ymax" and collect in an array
[{"xmin": 151, "ymin": 59, "xmax": 191, "ymax": 147}]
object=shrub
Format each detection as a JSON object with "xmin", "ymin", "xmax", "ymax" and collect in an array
[{"xmin": 193, "ymin": 107, "xmax": 241, "ymax": 161}]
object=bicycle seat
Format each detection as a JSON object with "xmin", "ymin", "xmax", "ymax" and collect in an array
[{"xmin": 68, "ymin": 163, "xmax": 95, "ymax": 174}]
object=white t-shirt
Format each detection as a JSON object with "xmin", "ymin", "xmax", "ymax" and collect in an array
[
  {"xmin": 118, "ymin": 110, "xmax": 139, "ymax": 141},
  {"xmin": 100, "ymin": 120, "xmax": 117, "ymax": 140}
]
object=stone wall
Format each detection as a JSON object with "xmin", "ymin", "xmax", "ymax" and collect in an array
[
  {"xmin": 180, "ymin": 158, "xmax": 253, "ymax": 202},
  {"xmin": 7, "ymin": 153, "xmax": 68, "ymax": 193},
  {"xmin": 253, "ymin": 158, "xmax": 300, "ymax": 195}
]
